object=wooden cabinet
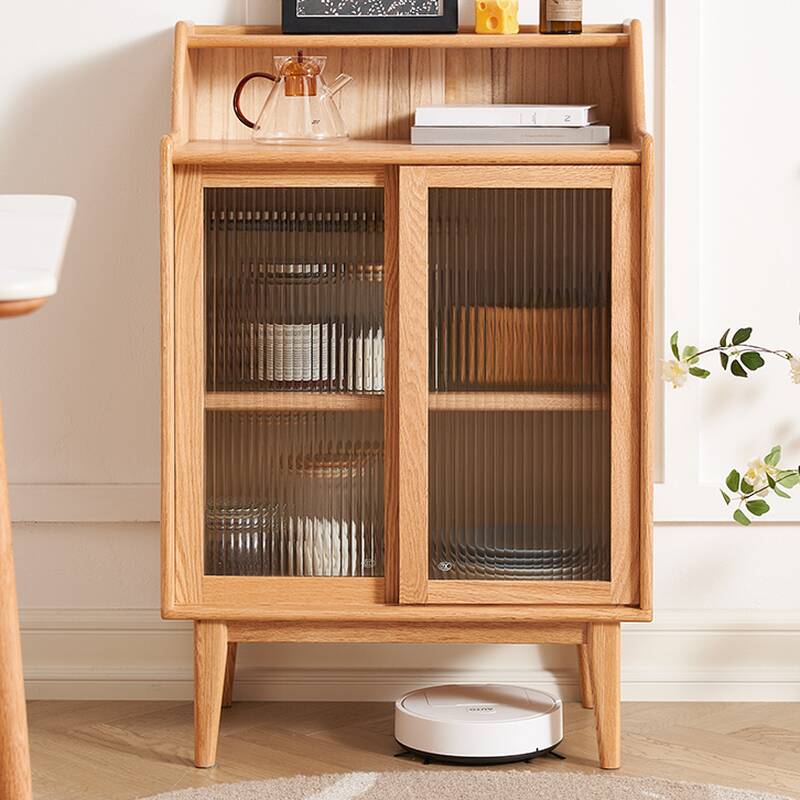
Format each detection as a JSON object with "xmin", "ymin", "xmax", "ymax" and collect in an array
[{"xmin": 161, "ymin": 21, "xmax": 653, "ymax": 771}]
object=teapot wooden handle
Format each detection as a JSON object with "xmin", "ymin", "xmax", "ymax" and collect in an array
[{"xmin": 232, "ymin": 72, "xmax": 276, "ymax": 129}]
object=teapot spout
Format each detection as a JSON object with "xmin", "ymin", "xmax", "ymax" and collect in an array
[{"xmin": 325, "ymin": 73, "xmax": 353, "ymax": 97}]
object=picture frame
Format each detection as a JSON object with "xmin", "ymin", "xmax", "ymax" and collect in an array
[{"xmin": 281, "ymin": 0, "xmax": 458, "ymax": 34}]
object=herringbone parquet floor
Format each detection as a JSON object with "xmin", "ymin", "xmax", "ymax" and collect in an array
[{"xmin": 27, "ymin": 701, "xmax": 800, "ymax": 800}]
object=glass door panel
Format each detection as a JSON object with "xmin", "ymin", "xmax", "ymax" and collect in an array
[
  {"xmin": 202, "ymin": 186, "xmax": 385, "ymax": 578},
  {"xmin": 430, "ymin": 410, "xmax": 609, "ymax": 581},
  {"xmin": 205, "ymin": 187, "xmax": 384, "ymax": 394},
  {"xmin": 430, "ymin": 188, "xmax": 610, "ymax": 393},
  {"xmin": 205, "ymin": 410, "xmax": 383, "ymax": 577},
  {"xmin": 428, "ymin": 187, "xmax": 612, "ymax": 584}
]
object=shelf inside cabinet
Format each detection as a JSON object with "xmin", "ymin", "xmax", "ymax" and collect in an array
[
  {"xmin": 206, "ymin": 392, "xmax": 384, "ymax": 412},
  {"xmin": 429, "ymin": 392, "xmax": 608, "ymax": 412},
  {"xmin": 206, "ymin": 391, "xmax": 606, "ymax": 412},
  {"xmin": 174, "ymin": 140, "xmax": 642, "ymax": 167}
]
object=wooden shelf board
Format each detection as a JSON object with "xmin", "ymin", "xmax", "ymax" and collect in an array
[
  {"xmin": 175, "ymin": 139, "xmax": 641, "ymax": 167},
  {"xmin": 188, "ymin": 25, "xmax": 629, "ymax": 50},
  {"xmin": 206, "ymin": 391, "xmax": 605, "ymax": 412},
  {"xmin": 206, "ymin": 392, "xmax": 383, "ymax": 412},
  {"xmin": 429, "ymin": 391, "xmax": 608, "ymax": 411}
]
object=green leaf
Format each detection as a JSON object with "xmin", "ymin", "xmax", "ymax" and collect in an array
[
  {"xmin": 720, "ymin": 352, "xmax": 729, "ymax": 370},
  {"xmin": 767, "ymin": 474, "xmax": 777, "ymax": 489},
  {"xmin": 765, "ymin": 446, "xmax": 782, "ymax": 468},
  {"xmin": 741, "ymin": 479, "xmax": 754, "ymax": 495},
  {"xmin": 733, "ymin": 509, "xmax": 751, "ymax": 526},
  {"xmin": 725, "ymin": 469, "xmax": 741, "ymax": 493},
  {"xmin": 730, "ymin": 360, "xmax": 748, "ymax": 378},
  {"xmin": 670, "ymin": 331, "xmax": 680, "ymax": 360},
  {"xmin": 779, "ymin": 472, "xmax": 800, "ymax": 489},
  {"xmin": 682, "ymin": 345, "xmax": 700, "ymax": 365},
  {"xmin": 774, "ymin": 485, "xmax": 791, "ymax": 499},
  {"xmin": 741, "ymin": 351, "xmax": 765, "ymax": 371},
  {"xmin": 720, "ymin": 328, "xmax": 730, "ymax": 347},
  {"xmin": 720, "ymin": 489, "xmax": 731, "ymax": 505},
  {"xmin": 732, "ymin": 327, "xmax": 753, "ymax": 345},
  {"xmin": 746, "ymin": 499, "xmax": 770, "ymax": 516},
  {"xmin": 689, "ymin": 367, "xmax": 711, "ymax": 378}
]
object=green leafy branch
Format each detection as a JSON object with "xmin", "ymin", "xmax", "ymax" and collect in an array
[
  {"xmin": 667, "ymin": 326, "xmax": 795, "ymax": 385},
  {"xmin": 663, "ymin": 324, "xmax": 800, "ymax": 524},
  {"xmin": 720, "ymin": 446, "xmax": 800, "ymax": 526}
]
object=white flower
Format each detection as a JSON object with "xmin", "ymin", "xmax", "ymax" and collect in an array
[
  {"xmin": 661, "ymin": 358, "xmax": 689, "ymax": 389},
  {"xmin": 790, "ymin": 357, "xmax": 800, "ymax": 385},
  {"xmin": 744, "ymin": 458, "xmax": 777, "ymax": 494}
]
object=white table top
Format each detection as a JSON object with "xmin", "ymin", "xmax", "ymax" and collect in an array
[{"xmin": 0, "ymin": 195, "xmax": 76, "ymax": 301}]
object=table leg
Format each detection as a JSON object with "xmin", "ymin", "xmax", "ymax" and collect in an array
[{"xmin": 0, "ymin": 404, "xmax": 32, "ymax": 800}]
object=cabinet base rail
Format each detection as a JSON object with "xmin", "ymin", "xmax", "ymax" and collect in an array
[{"xmin": 192, "ymin": 619, "xmax": 621, "ymax": 770}]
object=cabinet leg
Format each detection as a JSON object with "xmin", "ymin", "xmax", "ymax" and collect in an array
[
  {"xmin": 221, "ymin": 643, "xmax": 237, "ymax": 709},
  {"xmin": 587, "ymin": 622, "xmax": 621, "ymax": 770},
  {"xmin": 577, "ymin": 643, "xmax": 594, "ymax": 709},
  {"xmin": 194, "ymin": 621, "xmax": 228, "ymax": 768}
]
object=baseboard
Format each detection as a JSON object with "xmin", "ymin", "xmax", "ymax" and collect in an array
[{"xmin": 20, "ymin": 608, "xmax": 800, "ymax": 702}]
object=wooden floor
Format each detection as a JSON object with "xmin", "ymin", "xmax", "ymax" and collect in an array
[{"xmin": 28, "ymin": 701, "xmax": 800, "ymax": 800}]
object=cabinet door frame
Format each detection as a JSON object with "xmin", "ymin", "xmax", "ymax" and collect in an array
[
  {"xmin": 396, "ymin": 165, "xmax": 642, "ymax": 606},
  {"xmin": 166, "ymin": 165, "xmax": 391, "ymax": 617}
]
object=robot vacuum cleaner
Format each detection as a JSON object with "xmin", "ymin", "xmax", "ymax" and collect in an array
[{"xmin": 394, "ymin": 684, "xmax": 563, "ymax": 765}]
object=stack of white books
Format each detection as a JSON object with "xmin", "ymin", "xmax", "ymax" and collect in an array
[{"xmin": 411, "ymin": 104, "xmax": 610, "ymax": 146}]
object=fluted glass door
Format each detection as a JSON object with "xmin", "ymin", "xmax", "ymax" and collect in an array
[
  {"xmin": 203, "ymin": 186, "xmax": 385, "ymax": 580},
  {"xmin": 397, "ymin": 166, "xmax": 641, "ymax": 606},
  {"xmin": 429, "ymin": 187, "xmax": 611, "ymax": 583}
]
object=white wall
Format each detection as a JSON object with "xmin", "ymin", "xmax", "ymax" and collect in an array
[{"xmin": 2, "ymin": 0, "xmax": 799, "ymax": 702}]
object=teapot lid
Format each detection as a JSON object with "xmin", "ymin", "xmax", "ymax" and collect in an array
[
  {"xmin": 279, "ymin": 50, "xmax": 322, "ymax": 97},
  {"xmin": 279, "ymin": 50, "xmax": 322, "ymax": 78}
]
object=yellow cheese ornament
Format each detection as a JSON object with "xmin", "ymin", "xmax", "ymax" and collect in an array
[{"xmin": 475, "ymin": 0, "xmax": 519, "ymax": 34}]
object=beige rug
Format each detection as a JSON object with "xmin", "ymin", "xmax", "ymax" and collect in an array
[{"xmin": 140, "ymin": 771, "xmax": 792, "ymax": 800}]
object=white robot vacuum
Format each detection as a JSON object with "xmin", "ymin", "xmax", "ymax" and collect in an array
[{"xmin": 394, "ymin": 684, "xmax": 563, "ymax": 765}]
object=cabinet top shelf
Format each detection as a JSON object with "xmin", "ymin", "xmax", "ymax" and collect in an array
[
  {"xmin": 167, "ymin": 20, "xmax": 648, "ymax": 158},
  {"xmin": 186, "ymin": 24, "xmax": 631, "ymax": 50},
  {"xmin": 172, "ymin": 139, "xmax": 642, "ymax": 167}
]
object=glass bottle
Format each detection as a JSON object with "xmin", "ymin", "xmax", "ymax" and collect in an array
[{"xmin": 539, "ymin": 0, "xmax": 582, "ymax": 34}]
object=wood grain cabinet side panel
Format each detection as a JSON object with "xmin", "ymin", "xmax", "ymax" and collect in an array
[
  {"xmin": 161, "ymin": 136, "xmax": 176, "ymax": 616},
  {"xmin": 638, "ymin": 133, "xmax": 655, "ymax": 614},
  {"xmin": 173, "ymin": 165, "xmax": 205, "ymax": 607}
]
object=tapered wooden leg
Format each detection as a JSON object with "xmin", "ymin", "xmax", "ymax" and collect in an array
[
  {"xmin": 587, "ymin": 622, "xmax": 621, "ymax": 769},
  {"xmin": 577, "ymin": 643, "xmax": 594, "ymax": 709},
  {"xmin": 194, "ymin": 621, "xmax": 228, "ymax": 768},
  {"xmin": 0, "ymin": 406, "xmax": 33, "ymax": 800},
  {"xmin": 221, "ymin": 643, "xmax": 237, "ymax": 709}
]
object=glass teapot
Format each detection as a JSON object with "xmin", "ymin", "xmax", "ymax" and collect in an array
[{"xmin": 233, "ymin": 51, "xmax": 352, "ymax": 145}]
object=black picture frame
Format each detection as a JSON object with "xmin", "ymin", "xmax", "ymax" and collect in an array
[{"xmin": 282, "ymin": 0, "xmax": 458, "ymax": 34}]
